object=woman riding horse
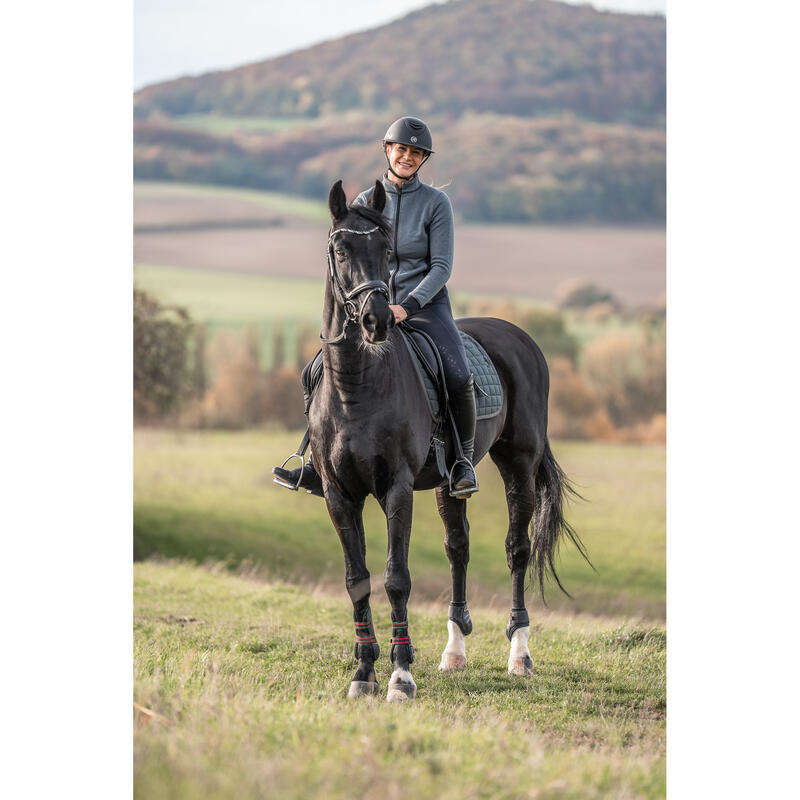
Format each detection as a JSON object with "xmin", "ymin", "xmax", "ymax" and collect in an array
[
  {"xmin": 269, "ymin": 173, "xmax": 587, "ymax": 701},
  {"xmin": 273, "ymin": 116, "xmax": 479, "ymax": 498}
]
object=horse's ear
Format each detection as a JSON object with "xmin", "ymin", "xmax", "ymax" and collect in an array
[
  {"xmin": 329, "ymin": 180, "xmax": 348, "ymax": 222},
  {"xmin": 369, "ymin": 180, "xmax": 386, "ymax": 214}
]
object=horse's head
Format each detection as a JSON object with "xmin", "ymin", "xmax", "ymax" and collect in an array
[{"xmin": 327, "ymin": 179, "xmax": 395, "ymax": 345}]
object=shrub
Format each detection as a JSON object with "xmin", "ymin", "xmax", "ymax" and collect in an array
[
  {"xmin": 133, "ymin": 289, "xmax": 194, "ymax": 422},
  {"xmin": 557, "ymin": 279, "xmax": 621, "ymax": 311},
  {"xmin": 581, "ymin": 330, "xmax": 665, "ymax": 427},
  {"xmin": 547, "ymin": 357, "xmax": 609, "ymax": 440},
  {"xmin": 465, "ymin": 299, "xmax": 579, "ymax": 363}
]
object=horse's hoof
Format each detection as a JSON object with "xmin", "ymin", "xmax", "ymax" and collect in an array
[
  {"xmin": 508, "ymin": 655, "xmax": 534, "ymax": 676},
  {"xmin": 348, "ymin": 680, "xmax": 380, "ymax": 698},
  {"xmin": 387, "ymin": 681, "xmax": 417, "ymax": 702},
  {"xmin": 438, "ymin": 652, "xmax": 467, "ymax": 672},
  {"xmin": 387, "ymin": 670, "xmax": 417, "ymax": 702}
]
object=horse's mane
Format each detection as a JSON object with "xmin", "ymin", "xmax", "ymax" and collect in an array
[{"xmin": 347, "ymin": 204, "xmax": 393, "ymax": 240}]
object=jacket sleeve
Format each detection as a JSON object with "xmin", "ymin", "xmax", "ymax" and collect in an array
[{"xmin": 406, "ymin": 191, "xmax": 454, "ymax": 308}]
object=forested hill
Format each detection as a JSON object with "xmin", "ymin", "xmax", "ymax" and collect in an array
[
  {"xmin": 135, "ymin": 0, "xmax": 664, "ymax": 126},
  {"xmin": 133, "ymin": 0, "xmax": 666, "ymax": 223}
]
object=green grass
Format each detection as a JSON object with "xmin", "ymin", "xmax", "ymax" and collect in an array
[
  {"xmin": 134, "ymin": 561, "xmax": 665, "ymax": 799},
  {"xmin": 135, "ymin": 180, "xmax": 330, "ymax": 224},
  {"xmin": 134, "ymin": 264, "xmax": 324, "ymax": 325},
  {"xmin": 134, "ymin": 430, "xmax": 665, "ymax": 619},
  {"xmin": 170, "ymin": 114, "xmax": 318, "ymax": 136}
]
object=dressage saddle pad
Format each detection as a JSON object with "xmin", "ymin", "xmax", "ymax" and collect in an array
[{"xmin": 402, "ymin": 330, "xmax": 503, "ymax": 421}]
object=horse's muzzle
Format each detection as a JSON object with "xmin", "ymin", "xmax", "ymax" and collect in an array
[{"xmin": 361, "ymin": 297, "xmax": 394, "ymax": 343}]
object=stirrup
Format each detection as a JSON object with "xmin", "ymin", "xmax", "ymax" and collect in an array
[
  {"xmin": 273, "ymin": 452, "xmax": 305, "ymax": 491},
  {"xmin": 448, "ymin": 458, "xmax": 479, "ymax": 499}
]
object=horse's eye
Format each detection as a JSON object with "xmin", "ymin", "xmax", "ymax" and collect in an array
[
  {"xmin": 335, "ymin": 250, "xmax": 345, "ymax": 258},
  {"xmin": 386, "ymin": 249, "xmax": 391, "ymax": 257}
]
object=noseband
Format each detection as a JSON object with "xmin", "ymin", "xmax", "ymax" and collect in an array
[{"xmin": 320, "ymin": 224, "xmax": 391, "ymax": 344}]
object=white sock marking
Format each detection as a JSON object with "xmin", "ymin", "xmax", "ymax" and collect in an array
[
  {"xmin": 508, "ymin": 625, "xmax": 531, "ymax": 671},
  {"xmin": 389, "ymin": 668, "xmax": 416, "ymax": 686},
  {"xmin": 443, "ymin": 620, "xmax": 466, "ymax": 658}
]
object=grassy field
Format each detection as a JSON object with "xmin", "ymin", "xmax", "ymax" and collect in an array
[
  {"xmin": 134, "ymin": 561, "xmax": 665, "ymax": 799},
  {"xmin": 134, "ymin": 429, "xmax": 665, "ymax": 620},
  {"xmin": 170, "ymin": 114, "xmax": 320, "ymax": 136},
  {"xmin": 134, "ymin": 181, "xmax": 331, "ymax": 226},
  {"xmin": 134, "ymin": 264, "xmax": 324, "ymax": 325}
]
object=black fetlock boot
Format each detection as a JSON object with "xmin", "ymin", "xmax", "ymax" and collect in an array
[
  {"xmin": 449, "ymin": 376, "xmax": 479, "ymax": 499},
  {"xmin": 273, "ymin": 452, "xmax": 325, "ymax": 497}
]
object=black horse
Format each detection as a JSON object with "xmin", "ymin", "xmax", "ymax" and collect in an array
[{"xmin": 305, "ymin": 179, "xmax": 587, "ymax": 701}]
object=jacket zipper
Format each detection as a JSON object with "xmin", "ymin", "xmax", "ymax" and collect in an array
[{"xmin": 390, "ymin": 183, "xmax": 402, "ymax": 304}]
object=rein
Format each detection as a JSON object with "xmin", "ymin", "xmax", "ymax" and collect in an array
[{"xmin": 320, "ymin": 224, "xmax": 391, "ymax": 344}]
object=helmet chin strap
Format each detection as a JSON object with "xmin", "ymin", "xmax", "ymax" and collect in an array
[{"xmin": 384, "ymin": 148, "xmax": 431, "ymax": 182}]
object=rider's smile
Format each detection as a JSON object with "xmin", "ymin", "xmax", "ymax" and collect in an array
[{"xmin": 386, "ymin": 142, "xmax": 425, "ymax": 181}]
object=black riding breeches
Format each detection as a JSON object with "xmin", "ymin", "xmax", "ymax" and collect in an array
[{"xmin": 404, "ymin": 291, "xmax": 471, "ymax": 391}]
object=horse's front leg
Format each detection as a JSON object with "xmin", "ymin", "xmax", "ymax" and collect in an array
[
  {"xmin": 380, "ymin": 480, "xmax": 417, "ymax": 702},
  {"xmin": 325, "ymin": 486, "xmax": 380, "ymax": 698}
]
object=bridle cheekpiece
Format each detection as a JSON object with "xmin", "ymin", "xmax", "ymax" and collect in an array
[{"xmin": 320, "ymin": 223, "xmax": 391, "ymax": 344}]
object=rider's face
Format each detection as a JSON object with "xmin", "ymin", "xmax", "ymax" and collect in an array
[{"xmin": 385, "ymin": 142, "xmax": 426, "ymax": 180}]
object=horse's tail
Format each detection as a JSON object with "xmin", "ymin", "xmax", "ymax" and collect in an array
[{"xmin": 531, "ymin": 438, "xmax": 593, "ymax": 598}]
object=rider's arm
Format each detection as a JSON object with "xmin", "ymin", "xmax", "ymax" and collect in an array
[{"xmin": 402, "ymin": 191, "xmax": 454, "ymax": 310}]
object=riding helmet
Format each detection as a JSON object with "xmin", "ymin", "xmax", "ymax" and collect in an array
[{"xmin": 382, "ymin": 117, "xmax": 434, "ymax": 154}]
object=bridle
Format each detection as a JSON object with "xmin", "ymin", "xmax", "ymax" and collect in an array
[{"xmin": 320, "ymin": 223, "xmax": 391, "ymax": 344}]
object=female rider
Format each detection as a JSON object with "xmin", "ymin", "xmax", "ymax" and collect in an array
[{"xmin": 273, "ymin": 116, "xmax": 478, "ymax": 498}]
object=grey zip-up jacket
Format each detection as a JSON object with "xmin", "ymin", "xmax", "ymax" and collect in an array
[{"xmin": 354, "ymin": 173, "xmax": 454, "ymax": 313}]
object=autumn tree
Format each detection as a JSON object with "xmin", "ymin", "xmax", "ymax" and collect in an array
[{"xmin": 133, "ymin": 289, "xmax": 195, "ymax": 422}]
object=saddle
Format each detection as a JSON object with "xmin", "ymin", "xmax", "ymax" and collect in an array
[
  {"xmin": 301, "ymin": 326, "xmax": 503, "ymax": 479},
  {"xmin": 401, "ymin": 327, "xmax": 503, "ymax": 422}
]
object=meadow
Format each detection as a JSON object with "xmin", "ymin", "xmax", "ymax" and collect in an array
[
  {"xmin": 134, "ymin": 407, "xmax": 665, "ymax": 799},
  {"xmin": 134, "ymin": 430, "xmax": 665, "ymax": 619},
  {"xmin": 134, "ymin": 562, "xmax": 665, "ymax": 799}
]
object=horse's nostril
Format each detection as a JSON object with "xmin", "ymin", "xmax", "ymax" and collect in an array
[{"xmin": 363, "ymin": 313, "xmax": 377, "ymax": 331}]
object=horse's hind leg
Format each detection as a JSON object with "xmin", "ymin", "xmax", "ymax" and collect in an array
[
  {"xmin": 490, "ymin": 445, "xmax": 538, "ymax": 676},
  {"xmin": 435, "ymin": 486, "xmax": 472, "ymax": 671},
  {"xmin": 325, "ymin": 487, "xmax": 380, "ymax": 698}
]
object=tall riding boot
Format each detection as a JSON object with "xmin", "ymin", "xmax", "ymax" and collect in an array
[
  {"xmin": 273, "ymin": 451, "xmax": 325, "ymax": 497},
  {"xmin": 449, "ymin": 376, "xmax": 479, "ymax": 498}
]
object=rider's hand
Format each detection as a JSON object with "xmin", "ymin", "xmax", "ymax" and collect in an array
[{"xmin": 390, "ymin": 305, "xmax": 408, "ymax": 323}]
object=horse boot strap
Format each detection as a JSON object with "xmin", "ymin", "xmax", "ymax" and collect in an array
[
  {"xmin": 506, "ymin": 608, "xmax": 530, "ymax": 641},
  {"xmin": 448, "ymin": 601, "xmax": 473, "ymax": 636}
]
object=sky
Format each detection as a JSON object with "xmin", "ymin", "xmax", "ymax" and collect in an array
[{"xmin": 134, "ymin": 0, "xmax": 667, "ymax": 90}]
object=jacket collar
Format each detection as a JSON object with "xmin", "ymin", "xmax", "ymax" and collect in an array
[{"xmin": 381, "ymin": 172, "xmax": 421, "ymax": 194}]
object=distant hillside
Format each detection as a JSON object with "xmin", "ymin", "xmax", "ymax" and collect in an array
[
  {"xmin": 135, "ymin": 0, "xmax": 664, "ymax": 126},
  {"xmin": 133, "ymin": 0, "xmax": 665, "ymax": 223}
]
